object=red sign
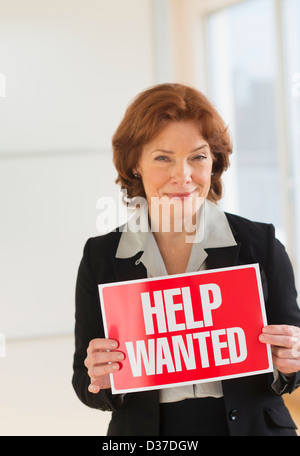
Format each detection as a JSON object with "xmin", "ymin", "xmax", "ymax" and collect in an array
[{"xmin": 98, "ymin": 264, "xmax": 273, "ymax": 394}]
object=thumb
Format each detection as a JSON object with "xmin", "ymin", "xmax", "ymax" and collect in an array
[{"xmin": 88, "ymin": 374, "xmax": 111, "ymax": 393}]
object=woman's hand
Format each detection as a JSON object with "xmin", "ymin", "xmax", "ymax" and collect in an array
[
  {"xmin": 259, "ymin": 325, "xmax": 300, "ymax": 375},
  {"xmin": 84, "ymin": 338, "xmax": 124, "ymax": 394}
]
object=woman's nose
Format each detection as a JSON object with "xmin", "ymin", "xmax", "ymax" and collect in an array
[{"xmin": 170, "ymin": 162, "xmax": 192, "ymax": 185}]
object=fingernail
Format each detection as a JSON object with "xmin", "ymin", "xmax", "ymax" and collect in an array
[
  {"xmin": 112, "ymin": 363, "xmax": 119, "ymax": 370},
  {"xmin": 110, "ymin": 340, "xmax": 118, "ymax": 348},
  {"xmin": 89, "ymin": 385, "xmax": 100, "ymax": 393}
]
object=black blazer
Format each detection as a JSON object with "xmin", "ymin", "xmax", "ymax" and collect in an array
[{"xmin": 72, "ymin": 212, "xmax": 300, "ymax": 436}]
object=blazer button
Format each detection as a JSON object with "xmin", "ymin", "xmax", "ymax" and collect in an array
[{"xmin": 229, "ymin": 409, "xmax": 238, "ymax": 421}]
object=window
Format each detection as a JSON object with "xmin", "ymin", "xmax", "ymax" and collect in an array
[
  {"xmin": 206, "ymin": 0, "xmax": 300, "ymax": 287},
  {"xmin": 282, "ymin": 0, "xmax": 300, "ymax": 285}
]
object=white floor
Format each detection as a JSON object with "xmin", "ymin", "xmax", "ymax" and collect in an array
[{"xmin": 0, "ymin": 334, "xmax": 112, "ymax": 436}]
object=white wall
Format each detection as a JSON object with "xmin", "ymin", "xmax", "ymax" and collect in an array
[
  {"xmin": 0, "ymin": 0, "xmax": 157, "ymax": 338},
  {"xmin": 0, "ymin": 0, "xmax": 155, "ymax": 152}
]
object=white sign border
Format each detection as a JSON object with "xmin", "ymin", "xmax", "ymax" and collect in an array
[{"xmin": 98, "ymin": 263, "xmax": 273, "ymax": 394}]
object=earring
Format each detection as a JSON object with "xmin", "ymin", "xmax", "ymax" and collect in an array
[
  {"xmin": 134, "ymin": 173, "xmax": 139, "ymax": 178},
  {"xmin": 211, "ymin": 172, "xmax": 214, "ymax": 176}
]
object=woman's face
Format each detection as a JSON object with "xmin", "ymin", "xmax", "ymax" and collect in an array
[{"xmin": 135, "ymin": 121, "xmax": 213, "ymax": 228}]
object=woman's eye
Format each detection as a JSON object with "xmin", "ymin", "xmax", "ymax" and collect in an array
[
  {"xmin": 191, "ymin": 154, "xmax": 207, "ymax": 161},
  {"xmin": 155, "ymin": 155, "xmax": 170, "ymax": 161}
]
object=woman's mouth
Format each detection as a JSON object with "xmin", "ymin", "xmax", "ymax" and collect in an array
[{"xmin": 164, "ymin": 190, "xmax": 197, "ymax": 200}]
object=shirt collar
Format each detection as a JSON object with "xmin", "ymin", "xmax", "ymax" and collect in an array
[
  {"xmin": 201, "ymin": 199, "xmax": 237, "ymax": 249},
  {"xmin": 116, "ymin": 199, "xmax": 236, "ymax": 260}
]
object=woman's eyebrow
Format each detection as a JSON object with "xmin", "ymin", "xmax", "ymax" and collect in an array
[
  {"xmin": 152, "ymin": 149, "xmax": 174, "ymax": 154},
  {"xmin": 191, "ymin": 144, "xmax": 209, "ymax": 152},
  {"xmin": 152, "ymin": 144, "xmax": 209, "ymax": 154}
]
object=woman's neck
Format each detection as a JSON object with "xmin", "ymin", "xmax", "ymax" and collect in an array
[{"xmin": 152, "ymin": 229, "xmax": 195, "ymax": 275}]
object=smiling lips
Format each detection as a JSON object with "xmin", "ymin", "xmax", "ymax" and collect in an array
[{"xmin": 164, "ymin": 190, "xmax": 197, "ymax": 200}]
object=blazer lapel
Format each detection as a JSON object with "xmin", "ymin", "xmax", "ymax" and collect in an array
[
  {"xmin": 112, "ymin": 245, "xmax": 241, "ymax": 282},
  {"xmin": 112, "ymin": 253, "xmax": 148, "ymax": 282},
  {"xmin": 204, "ymin": 244, "xmax": 241, "ymax": 270}
]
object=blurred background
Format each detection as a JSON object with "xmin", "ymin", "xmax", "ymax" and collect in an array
[{"xmin": 0, "ymin": 0, "xmax": 299, "ymax": 435}]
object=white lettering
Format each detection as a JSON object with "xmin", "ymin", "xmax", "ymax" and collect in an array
[
  {"xmin": 156, "ymin": 337, "xmax": 175, "ymax": 374},
  {"xmin": 164, "ymin": 288, "xmax": 186, "ymax": 332},
  {"xmin": 0, "ymin": 73, "xmax": 6, "ymax": 98},
  {"xmin": 96, "ymin": 197, "xmax": 117, "ymax": 233},
  {"xmin": 211, "ymin": 329, "xmax": 230, "ymax": 366},
  {"xmin": 0, "ymin": 332, "xmax": 6, "ymax": 358},
  {"xmin": 150, "ymin": 196, "xmax": 183, "ymax": 233},
  {"xmin": 127, "ymin": 196, "xmax": 149, "ymax": 233},
  {"xmin": 227, "ymin": 327, "xmax": 247, "ymax": 363},
  {"xmin": 181, "ymin": 286, "xmax": 204, "ymax": 329},
  {"xmin": 172, "ymin": 334, "xmax": 196, "ymax": 371},
  {"xmin": 125, "ymin": 339, "xmax": 155, "ymax": 377},
  {"xmin": 193, "ymin": 331, "xmax": 210, "ymax": 368},
  {"xmin": 141, "ymin": 290, "xmax": 167, "ymax": 335},
  {"xmin": 200, "ymin": 283, "xmax": 222, "ymax": 327},
  {"xmin": 125, "ymin": 327, "xmax": 247, "ymax": 377}
]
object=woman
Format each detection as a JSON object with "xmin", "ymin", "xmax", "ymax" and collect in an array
[{"xmin": 72, "ymin": 83, "xmax": 300, "ymax": 436}]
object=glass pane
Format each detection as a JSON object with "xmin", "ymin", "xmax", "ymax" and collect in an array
[
  {"xmin": 282, "ymin": 0, "xmax": 300, "ymax": 287},
  {"xmin": 207, "ymin": 0, "xmax": 284, "ymax": 240}
]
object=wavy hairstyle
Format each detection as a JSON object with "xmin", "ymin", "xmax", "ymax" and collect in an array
[{"xmin": 112, "ymin": 83, "xmax": 232, "ymax": 202}]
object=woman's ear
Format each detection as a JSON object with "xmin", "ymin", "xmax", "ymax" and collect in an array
[{"xmin": 132, "ymin": 167, "xmax": 140, "ymax": 179}]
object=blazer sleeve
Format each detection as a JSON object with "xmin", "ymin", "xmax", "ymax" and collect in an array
[
  {"xmin": 265, "ymin": 224, "xmax": 300, "ymax": 394},
  {"xmin": 265, "ymin": 224, "xmax": 299, "ymax": 325},
  {"xmin": 72, "ymin": 238, "xmax": 124, "ymax": 412}
]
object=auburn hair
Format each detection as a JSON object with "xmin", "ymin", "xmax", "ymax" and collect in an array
[{"xmin": 112, "ymin": 83, "xmax": 232, "ymax": 202}]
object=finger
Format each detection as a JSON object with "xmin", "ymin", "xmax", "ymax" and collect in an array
[
  {"xmin": 85, "ymin": 350, "xmax": 124, "ymax": 368},
  {"xmin": 272, "ymin": 346, "xmax": 294, "ymax": 359},
  {"xmin": 87, "ymin": 338, "xmax": 118, "ymax": 354},
  {"xmin": 259, "ymin": 333, "xmax": 298, "ymax": 348},
  {"xmin": 272, "ymin": 353, "xmax": 300, "ymax": 374},
  {"xmin": 292, "ymin": 341, "xmax": 300, "ymax": 359},
  {"xmin": 88, "ymin": 375, "xmax": 110, "ymax": 393},
  {"xmin": 87, "ymin": 362, "xmax": 120, "ymax": 380},
  {"xmin": 262, "ymin": 325, "xmax": 300, "ymax": 337},
  {"xmin": 88, "ymin": 384, "xmax": 101, "ymax": 394}
]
